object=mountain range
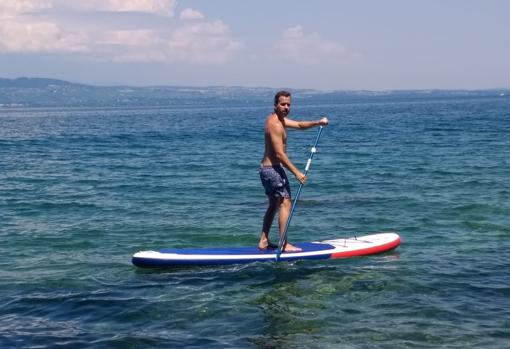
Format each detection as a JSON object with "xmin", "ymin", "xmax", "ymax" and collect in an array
[{"xmin": 0, "ymin": 77, "xmax": 507, "ymax": 108}]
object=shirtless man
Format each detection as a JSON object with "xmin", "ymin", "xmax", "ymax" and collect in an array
[{"xmin": 259, "ymin": 91, "xmax": 328, "ymax": 251}]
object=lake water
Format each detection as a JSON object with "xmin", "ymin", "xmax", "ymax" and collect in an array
[{"xmin": 1, "ymin": 95, "xmax": 509, "ymax": 348}]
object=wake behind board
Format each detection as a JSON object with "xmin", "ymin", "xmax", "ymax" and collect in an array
[{"xmin": 132, "ymin": 232, "xmax": 400, "ymax": 267}]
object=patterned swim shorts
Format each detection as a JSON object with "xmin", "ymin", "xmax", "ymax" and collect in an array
[{"xmin": 259, "ymin": 165, "xmax": 291, "ymax": 199}]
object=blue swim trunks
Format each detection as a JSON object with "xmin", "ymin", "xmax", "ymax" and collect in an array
[{"xmin": 259, "ymin": 165, "xmax": 291, "ymax": 199}]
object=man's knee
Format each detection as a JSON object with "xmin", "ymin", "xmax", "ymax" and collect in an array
[{"xmin": 281, "ymin": 198, "xmax": 291, "ymax": 209}]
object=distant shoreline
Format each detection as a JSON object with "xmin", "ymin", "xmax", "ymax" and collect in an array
[{"xmin": 1, "ymin": 77, "xmax": 508, "ymax": 109}]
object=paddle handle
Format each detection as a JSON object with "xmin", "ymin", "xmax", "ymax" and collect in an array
[{"xmin": 276, "ymin": 126, "xmax": 324, "ymax": 261}]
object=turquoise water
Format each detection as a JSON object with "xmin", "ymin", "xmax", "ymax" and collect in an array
[{"xmin": 1, "ymin": 95, "xmax": 509, "ymax": 348}]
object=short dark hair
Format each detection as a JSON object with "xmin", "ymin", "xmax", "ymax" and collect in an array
[{"xmin": 274, "ymin": 90, "xmax": 291, "ymax": 106}]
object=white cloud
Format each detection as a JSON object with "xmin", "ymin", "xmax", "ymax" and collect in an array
[
  {"xmin": 165, "ymin": 21, "xmax": 240, "ymax": 63},
  {"xmin": 0, "ymin": 0, "xmax": 240, "ymax": 64},
  {"xmin": 97, "ymin": 21, "xmax": 241, "ymax": 64},
  {"xmin": 0, "ymin": 17, "xmax": 88, "ymax": 53},
  {"xmin": 275, "ymin": 25, "xmax": 360, "ymax": 65},
  {"xmin": 98, "ymin": 0, "xmax": 176, "ymax": 15},
  {"xmin": 0, "ymin": 0, "xmax": 47, "ymax": 18},
  {"xmin": 0, "ymin": 0, "xmax": 87, "ymax": 53},
  {"xmin": 99, "ymin": 29, "xmax": 160, "ymax": 47},
  {"xmin": 0, "ymin": 0, "xmax": 52, "ymax": 16},
  {"xmin": 51, "ymin": 0, "xmax": 177, "ymax": 16},
  {"xmin": 96, "ymin": 29, "xmax": 165, "ymax": 62},
  {"xmin": 0, "ymin": 0, "xmax": 177, "ymax": 16},
  {"xmin": 179, "ymin": 8, "xmax": 204, "ymax": 20}
]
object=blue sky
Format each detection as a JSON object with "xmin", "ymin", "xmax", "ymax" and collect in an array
[{"xmin": 1, "ymin": 0, "xmax": 509, "ymax": 90}]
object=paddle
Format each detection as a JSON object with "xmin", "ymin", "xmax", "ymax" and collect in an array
[{"xmin": 276, "ymin": 125, "xmax": 324, "ymax": 261}]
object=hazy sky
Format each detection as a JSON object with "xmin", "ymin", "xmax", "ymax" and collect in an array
[{"xmin": 1, "ymin": 0, "xmax": 509, "ymax": 90}]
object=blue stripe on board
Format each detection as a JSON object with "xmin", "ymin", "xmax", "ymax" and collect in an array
[{"xmin": 132, "ymin": 252, "xmax": 332, "ymax": 267}]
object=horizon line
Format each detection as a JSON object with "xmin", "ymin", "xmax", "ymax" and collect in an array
[{"xmin": 2, "ymin": 76, "xmax": 510, "ymax": 93}]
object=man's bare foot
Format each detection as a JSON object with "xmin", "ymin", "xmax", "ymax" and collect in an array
[{"xmin": 282, "ymin": 242, "xmax": 302, "ymax": 253}]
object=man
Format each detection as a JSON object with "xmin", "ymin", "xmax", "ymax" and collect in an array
[{"xmin": 259, "ymin": 90, "xmax": 328, "ymax": 251}]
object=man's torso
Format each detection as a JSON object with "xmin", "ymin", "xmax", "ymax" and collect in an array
[{"xmin": 261, "ymin": 113, "xmax": 287, "ymax": 166}]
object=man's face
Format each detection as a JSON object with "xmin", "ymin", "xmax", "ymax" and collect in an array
[{"xmin": 275, "ymin": 96, "xmax": 291, "ymax": 116}]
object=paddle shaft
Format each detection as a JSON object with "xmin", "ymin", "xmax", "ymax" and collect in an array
[{"xmin": 276, "ymin": 126, "xmax": 324, "ymax": 261}]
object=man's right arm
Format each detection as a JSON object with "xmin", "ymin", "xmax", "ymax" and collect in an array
[{"xmin": 285, "ymin": 117, "xmax": 329, "ymax": 129}]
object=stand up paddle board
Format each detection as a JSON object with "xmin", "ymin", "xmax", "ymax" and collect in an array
[{"xmin": 132, "ymin": 232, "xmax": 400, "ymax": 267}]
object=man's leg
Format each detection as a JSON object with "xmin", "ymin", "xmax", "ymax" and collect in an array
[
  {"xmin": 258, "ymin": 196, "xmax": 282, "ymax": 249},
  {"xmin": 278, "ymin": 198, "xmax": 302, "ymax": 252}
]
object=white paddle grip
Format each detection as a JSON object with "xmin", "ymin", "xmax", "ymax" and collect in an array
[{"xmin": 305, "ymin": 158, "xmax": 312, "ymax": 171}]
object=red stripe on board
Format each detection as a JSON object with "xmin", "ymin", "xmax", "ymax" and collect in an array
[{"xmin": 330, "ymin": 236, "xmax": 400, "ymax": 259}]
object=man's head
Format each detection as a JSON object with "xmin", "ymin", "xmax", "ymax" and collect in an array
[{"xmin": 274, "ymin": 90, "xmax": 291, "ymax": 116}]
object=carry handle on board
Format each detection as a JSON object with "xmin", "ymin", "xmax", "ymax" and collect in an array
[{"xmin": 276, "ymin": 125, "xmax": 324, "ymax": 261}]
